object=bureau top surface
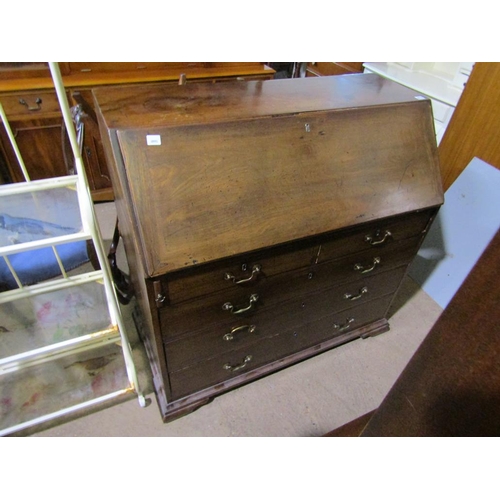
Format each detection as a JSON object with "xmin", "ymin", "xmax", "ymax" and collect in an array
[
  {"xmin": 93, "ymin": 73, "xmax": 429, "ymax": 130},
  {"xmin": 94, "ymin": 74, "xmax": 443, "ymax": 277}
]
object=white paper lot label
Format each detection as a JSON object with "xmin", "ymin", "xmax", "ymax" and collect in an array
[{"xmin": 146, "ymin": 135, "xmax": 162, "ymax": 146}]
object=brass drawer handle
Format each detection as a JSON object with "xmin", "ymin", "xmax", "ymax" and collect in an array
[
  {"xmin": 365, "ymin": 230, "xmax": 392, "ymax": 246},
  {"xmin": 223, "ymin": 324, "xmax": 256, "ymax": 341},
  {"xmin": 224, "ymin": 264, "xmax": 262, "ymax": 284},
  {"xmin": 344, "ymin": 286, "xmax": 368, "ymax": 301},
  {"xmin": 223, "ymin": 355, "xmax": 253, "ymax": 372},
  {"xmin": 155, "ymin": 293, "xmax": 166, "ymax": 306},
  {"xmin": 222, "ymin": 294, "xmax": 259, "ymax": 315},
  {"xmin": 333, "ymin": 318, "xmax": 354, "ymax": 331},
  {"xmin": 354, "ymin": 257, "xmax": 381, "ymax": 274},
  {"xmin": 18, "ymin": 97, "xmax": 42, "ymax": 111}
]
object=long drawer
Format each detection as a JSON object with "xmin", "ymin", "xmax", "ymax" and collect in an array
[
  {"xmin": 162, "ymin": 209, "xmax": 433, "ymax": 304},
  {"xmin": 168, "ymin": 294, "xmax": 394, "ymax": 400},
  {"xmin": 159, "ymin": 236, "xmax": 419, "ymax": 339}
]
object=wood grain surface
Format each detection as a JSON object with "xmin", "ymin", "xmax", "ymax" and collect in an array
[
  {"xmin": 112, "ymin": 98, "xmax": 441, "ymax": 275},
  {"xmin": 94, "ymin": 73, "xmax": 433, "ymax": 129},
  {"xmin": 439, "ymin": 62, "xmax": 500, "ymax": 191}
]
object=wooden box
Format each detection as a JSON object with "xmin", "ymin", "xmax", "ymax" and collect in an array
[{"xmin": 93, "ymin": 74, "xmax": 443, "ymax": 422}]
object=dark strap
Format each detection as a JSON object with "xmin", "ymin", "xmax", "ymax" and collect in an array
[{"xmin": 108, "ymin": 219, "xmax": 135, "ymax": 305}]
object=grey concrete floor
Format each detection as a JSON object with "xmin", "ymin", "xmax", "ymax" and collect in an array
[{"xmin": 31, "ymin": 203, "xmax": 443, "ymax": 437}]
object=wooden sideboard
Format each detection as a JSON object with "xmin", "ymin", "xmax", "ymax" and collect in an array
[
  {"xmin": 93, "ymin": 74, "xmax": 443, "ymax": 422},
  {"xmin": 306, "ymin": 62, "xmax": 364, "ymax": 77},
  {"xmin": 0, "ymin": 62, "xmax": 274, "ymax": 200}
]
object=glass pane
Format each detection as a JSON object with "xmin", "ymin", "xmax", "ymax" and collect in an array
[
  {"xmin": 0, "ymin": 279, "xmax": 111, "ymax": 358},
  {"xmin": 0, "ymin": 186, "xmax": 83, "ymax": 248},
  {"xmin": 0, "ymin": 342, "xmax": 129, "ymax": 434}
]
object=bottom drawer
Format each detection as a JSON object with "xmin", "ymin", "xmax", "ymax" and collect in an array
[{"xmin": 168, "ymin": 294, "xmax": 393, "ymax": 400}]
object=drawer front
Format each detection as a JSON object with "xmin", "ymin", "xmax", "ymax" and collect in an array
[
  {"xmin": 0, "ymin": 90, "xmax": 62, "ymax": 120},
  {"xmin": 164, "ymin": 266, "xmax": 407, "ymax": 371},
  {"xmin": 159, "ymin": 236, "xmax": 420, "ymax": 339},
  {"xmin": 269, "ymin": 294, "xmax": 393, "ymax": 361},
  {"xmin": 165, "ymin": 242, "xmax": 319, "ymax": 305},
  {"xmin": 316, "ymin": 209, "xmax": 432, "ymax": 263},
  {"xmin": 168, "ymin": 294, "xmax": 393, "ymax": 400},
  {"xmin": 163, "ymin": 209, "xmax": 433, "ymax": 305}
]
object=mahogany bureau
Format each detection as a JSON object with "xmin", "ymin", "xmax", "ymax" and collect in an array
[{"xmin": 93, "ymin": 74, "xmax": 444, "ymax": 422}]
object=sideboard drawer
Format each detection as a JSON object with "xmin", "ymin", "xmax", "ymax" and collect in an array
[{"xmin": 0, "ymin": 90, "xmax": 62, "ymax": 120}]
